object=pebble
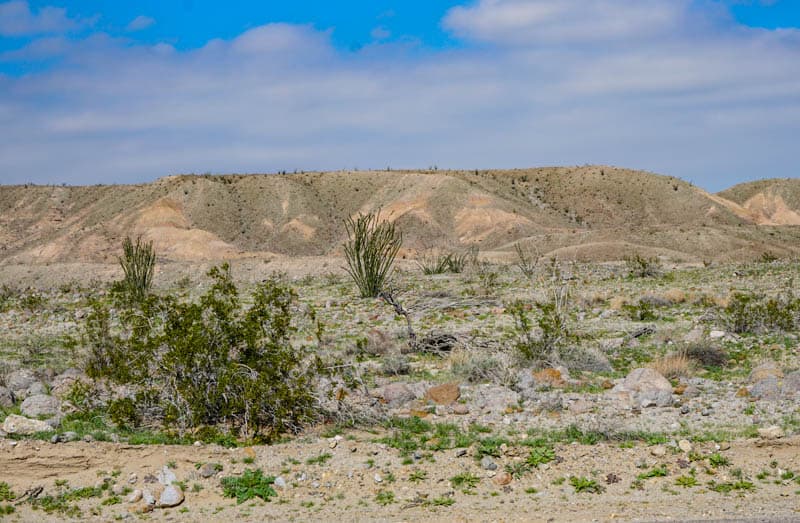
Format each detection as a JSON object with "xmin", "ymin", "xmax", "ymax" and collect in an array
[
  {"xmin": 650, "ymin": 445, "xmax": 667, "ymax": 457},
  {"xmin": 374, "ymin": 473, "xmax": 383, "ymax": 483},
  {"xmin": 455, "ymin": 449, "xmax": 468, "ymax": 458},
  {"xmin": 678, "ymin": 440, "xmax": 693, "ymax": 453},
  {"xmin": 274, "ymin": 476, "xmax": 287, "ymax": 489},
  {"xmin": 758, "ymin": 425, "xmax": 785, "ymax": 440},
  {"xmin": 481, "ymin": 456, "xmax": 498, "ymax": 471},
  {"xmin": 126, "ymin": 489, "xmax": 143, "ymax": 503}
]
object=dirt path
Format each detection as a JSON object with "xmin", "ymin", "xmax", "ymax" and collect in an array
[{"xmin": 2, "ymin": 435, "xmax": 799, "ymax": 522}]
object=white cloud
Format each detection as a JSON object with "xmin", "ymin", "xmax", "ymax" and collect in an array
[
  {"xmin": 126, "ymin": 15, "xmax": 154, "ymax": 32},
  {"xmin": 0, "ymin": 1, "xmax": 798, "ymax": 190},
  {"xmin": 0, "ymin": 0, "xmax": 86, "ymax": 36}
]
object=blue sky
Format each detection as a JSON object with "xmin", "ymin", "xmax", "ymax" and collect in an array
[{"xmin": 1, "ymin": 1, "xmax": 799, "ymax": 189}]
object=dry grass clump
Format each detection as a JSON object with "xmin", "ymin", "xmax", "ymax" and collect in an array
[
  {"xmin": 649, "ymin": 351, "xmax": 692, "ymax": 379},
  {"xmin": 449, "ymin": 349, "xmax": 512, "ymax": 385},
  {"xmin": 662, "ymin": 288, "xmax": 687, "ymax": 304},
  {"xmin": 608, "ymin": 295, "xmax": 629, "ymax": 310}
]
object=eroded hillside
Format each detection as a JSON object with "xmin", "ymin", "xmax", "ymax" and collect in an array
[{"xmin": 1, "ymin": 166, "xmax": 799, "ymax": 264}]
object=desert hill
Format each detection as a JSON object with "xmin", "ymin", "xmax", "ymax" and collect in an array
[{"xmin": 1, "ymin": 166, "xmax": 799, "ymax": 265}]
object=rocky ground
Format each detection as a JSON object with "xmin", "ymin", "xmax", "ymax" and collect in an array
[{"xmin": 0, "ymin": 257, "xmax": 799, "ymax": 521}]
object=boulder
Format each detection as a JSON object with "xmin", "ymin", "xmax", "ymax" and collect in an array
[
  {"xmin": 5, "ymin": 369, "xmax": 40, "ymax": 399},
  {"xmin": 425, "ymin": 383, "xmax": 460, "ymax": 405},
  {"xmin": 157, "ymin": 485, "xmax": 184, "ymax": 508},
  {"xmin": 470, "ymin": 385, "xmax": 521, "ymax": 414},
  {"xmin": 374, "ymin": 383, "xmax": 415, "ymax": 407},
  {"xmin": 749, "ymin": 362, "xmax": 783, "ymax": 383},
  {"xmin": 0, "ymin": 386, "xmax": 13, "ymax": 408},
  {"xmin": 20, "ymin": 394, "xmax": 61, "ymax": 418},
  {"xmin": 50, "ymin": 368, "xmax": 88, "ymax": 398},
  {"xmin": 2, "ymin": 414, "xmax": 52, "ymax": 435},
  {"xmin": 750, "ymin": 376, "xmax": 781, "ymax": 401},
  {"xmin": 611, "ymin": 368, "xmax": 673, "ymax": 408}
]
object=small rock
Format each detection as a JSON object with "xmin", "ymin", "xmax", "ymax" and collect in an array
[
  {"xmin": 650, "ymin": 445, "xmax": 667, "ymax": 457},
  {"xmin": 532, "ymin": 368, "xmax": 566, "ymax": 388},
  {"xmin": 493, "ymin": 472, "xmax": 512, "ymax": 486},
  {"xmin": 375, "ymin": 382, "xmax": 416, "ymax": 407},
  {"xmin": 243, "ymin": 447, "xmax": 257, "ymax": 460},
  {"xmin": 481, "ymin": 456, "xmax": 497, "ymax": 471},
  {"xmin": 455, "ymin": 449, "xmax": 468, "ymax": 458},
  {"xmin": 425, "ymin": 383, "xmax": 461, "ymax": 405},
  {"xmin": 453, "ymin": 404, "xmax": 469, "ymax": 415},
  {"xmin": 157, "ymin": 466, "xmax": 177, "ymax": 486},
  {"xmin": 19, "ymin": 394, "xmax": 60, "ymax": 418},
  {"xmin": 749, "ymin": 362, "xmax": 783, "ymax": 383},
  {"xmin": 157, "ymin": 485, "xmax": 184, "ymax": 508},
  {"xmin": 141, "ymin": 489, "xmax": 156, "ymax": 506},
  {"xmin": 758, "ymin": 426, "xmax": 785, "ymax": 440},
  {"xmin": 373, "ymin": 473, "xmax": 383, "ymax": 484},
  {"xmin": 126, "ymin": 489, "xmax": 143, "ymax": 503},
  {"xmin": 709, "ymin": 330, "xmax": 726, "ymax": 339},
  {"xmin": 680, "ymin": 405, "xmax": 690, "ymax": 415},
  {"xmin": 274, "ymin": 476, "xmax": 287, "ymax": 489},
  {"xmin": 112, "ymin": 483, "xmax": 125, "ymax": 495},
  {"xmin": 5, "ymin": 369, "xmax": 39, "ymax": 399},
  {"xmin": 678, "ymin": 440, "xmax": 693, "ymax": 453},
  {"xmin": 199, "ymin": 463, "xmax": 219, "ymax": 478},
  {"xmin": 128, "ymin": 473, "xmax": 138, "ymax": 485},
  {"xmin": 611, "ymin": 368, "xmax": 673, "ymax": 408},
  {"xmin": 1, "ymin": 414, "xmax": 51, "ymax": 435},
  {"xmin": 0, "ymin": 386, "xmax": 13, "ymax": 408}
]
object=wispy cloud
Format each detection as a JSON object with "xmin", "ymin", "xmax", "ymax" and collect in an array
[
  {"xmin": 0, "ymin": 1, "xmax": 798, "ymax": 190},
  {"xmin": 0, "ymin": 0, "xmax": 89, "ymax": 36},
  {"xmin": 126, "ymin": 15, "xmax": 154, "ymax": 32}
]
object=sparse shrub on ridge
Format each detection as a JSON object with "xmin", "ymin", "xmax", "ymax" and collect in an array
[
  {"xmin": 343, "ymin": 211, "xmax": 402, "ymax": 298},
  {"xmin": 625, "ymin": 254, "xmax": 661, "ymax": 278},
  {"xmin": 84, "ymin": 263, "xmax": 321, "ymax": 440}
]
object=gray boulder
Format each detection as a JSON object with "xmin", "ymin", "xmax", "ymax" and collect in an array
[
  {"xmin": 5, "ymin": 369, "xmax": 40, "ymax": 399},
  {"xmin": 374, "ymin": 382, "xmax": 415, "ymax": 407},
  {"xmin": 2, "ymin": 414, "xmax": 51, "ymax": 435},
  {"xmin": 611, "ymin": 368, "xmax": 673, "ymax": 408},
  {"xmin": 20, "ymin": 394, "xmax": 61, "ymax": 418},
  {"xmin": 0, "ymin": 386, "xmax": 13, "ymax": 408}
]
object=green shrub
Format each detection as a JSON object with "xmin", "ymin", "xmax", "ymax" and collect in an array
[
  {"xmin": 113, "ymin": 236, "xmax": 156, "ymax": 303},
  {"xmin": 221, "ymin": 469, "xmax": 276, "ymax": 503},
  {"xmin": 507, "ymin": 286, "xmax": 570, "ymax": 363},
  {"xmin": 84, "ymin": 264, "xmax": 320, "ymax": 440},
  {"xmin": 625, "ymin": 254, "xmax": 661, "ymax": 278},
  {"xmin": 343, "ymin": 212, "xmax": 402, "ymax": 298},
  {"xmin": 723, "ymin": 292, "xmax": 799, "ymax": 334}
]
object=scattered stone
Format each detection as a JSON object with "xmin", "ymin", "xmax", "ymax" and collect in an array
[
  {"xmin": 749, "ymin": 362, "xmax": 783, "ymax": 383},
  {"xmin": 453, "ymin": 404, "xmax": 469, "ymax": 415},
  {"xmin": 5, "ymin": 369, "xmax": 39, "ymax": 399},
  {"xmin": 126, "ymin": 489, "xmax": 142, "ymax": 503},
  {"xmin": 568, "ymin": 400, "xmax": 593, "ymax": 414},
  {"xmin": 481, "ymin": 456, "xmax": 498, "ymax": 471},
  {"xmin": 112, "ymin": 483, "xmax": 125, "ymax": 495},
  {"xmin": 425, "ymin": 383, "xmax": 461, "ymax": 405},
  {"xmin": 601, "ymin": 379, "xmax": 614, "ymax": 390},
  {"xmin": 243, "ymin": 446, "xmax": 257, "ymax": 460},
  {"xmin": 0, "ymin": 386, "xmax": 13, "ymax": 408},
  {"xmin": 274, "ymin": 476, "xmax": 287, "ymax": 489},
  {"xmin": 128, "ymin": 473, "xmax": 138, "ymax": 485},
  {"xmin": 611, "ymin": 368, "xmax": 673, "ymax": 408},
  {"xmin": 709, "ymin": 330, "xmax": 726, "ymax": 339},
  {"xmin": 650, "ymin": 445, "xmax": 667, "ymax": 457},
  {"xmin": 375, "ymin": 383, "xmax": 416, "ymax": 407},
  {"xmin": 142, "ymin": 489, "xmax": 157, "ymax": 506},
  {"xmin": 750, "ymin": 376, "xmax": 781, "ymax": 401},
  {"xmin": 157, "ymin": 485, "xmax": 184, "ymax": 508},
  {"xmin": 455, "ymin": 449, "xmax": 468, "ymax": 458},
  {"xmin": 329, "ymin": 440, "xmax": 337, "ymax": 449},
  {"xmin": 678, "ymin": 440, "xmax": 693, "ymax": 453},
  {"xmin": 373, "ymin": 473, "xmax": 383, "ymax": 484},
  {"xmin": 680, "ymin": 405, "xmax": 690, "ymax": 415},
  {"xmin": 1, "ymin": 414, "xmax": 51, "ymax": 435},
  {"xmin": 605, "ymin": 473, "xmax": 620, "ymax": 484},
  {"xmin": 157, "ymin": 466, "xmax": 177, "ymax": 486},
  {"xmin": 20, "ymin": 394, "xmax": 60, "ymax": 418},
  {"xmin": 684, "ymin": 326, "xmax": 704, "ymax": 343},
  {"xmin": 758, "ymin": 426, "xmax": 785, "ymax": 440},
  {"xmin": 673, "ymin": 384, "xmax": 687, "ymax": 395},
  {"xmin": 493, "ymin": 472, "xmax": 512, "ymax": 486},
  {"xmin": 533, "ymin": 368, "xmax": 566, "ymax": 388},
  {"xmin": 736, "ymin": 387, "xmax": 750, "ymax": 398},
  {"xmin": 199, "ymin": 463, "xmax": 219, "ymax": 478}
]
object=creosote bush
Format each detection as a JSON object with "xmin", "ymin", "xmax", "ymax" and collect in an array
[
  {"xmin": 723, "ymin": 292, "xmax": 799, "ymax": 334},
  {"xmin": 625, "ymin": 254, "xmax": 661, "ymax": 278},
  {"xmin": 507, "ymin": 285, "xmax": 570, "ymax": 365},
  {"xmin": 85, "ymin": 264, "xmax": 321, "ymax": 440},
  {"xmin": 343, "ymin": 211, "xmax": 402, "ymax": 298}
]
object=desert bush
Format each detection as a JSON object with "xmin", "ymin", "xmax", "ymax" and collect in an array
[
  {"xmin": 84, "ymin": 264, "xmax": 320, "ymax": 440},
  {"xmin": 685, "ymin": 342, "xmax": 728, "ymax": 368},
  {"xmin": 417, "ymin": 248, "xmax": 472, "ymax": 275},
  {"xmin": 722, "ymin": 292, "xmax": 799, "ymax": 334},
  {"xmin": 649, "ymin": 351, "xmax": 691, "ymax": 379},
  {"xmin": 508, "ymin": 285, "xmax": 570, "ymax": 364},
  {"xmin": 623, "ymin": 300, "xmax": 657, "ymax": 321},
  {"xmin": 450, "ymin": 350, "xmax": 509, "ymax": 384},
  {"xmin": 625, "ymin": 254, "xmax": 661, "ymax": 278},
  {"xmin": 343, "ymin": 212, "xmax": 402, "ymax": 298},
  {"xmin": 514, "ymin": 243, "xmax": 539, "ymax": 278},
  {"xmin": 113, "ymin": 236, "xmax": 155, "ymax": 303},
  {"xmin": 381, "ymin": 354, "xmax": 411, "ymax": 376}
]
